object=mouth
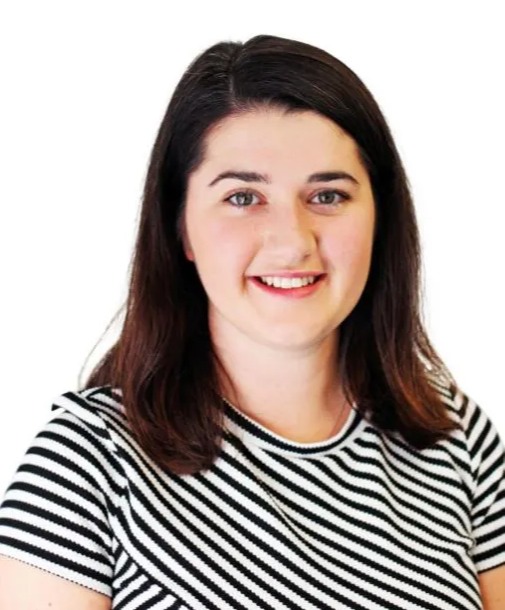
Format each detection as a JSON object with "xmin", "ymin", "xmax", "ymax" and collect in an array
[{"xmin": 249, "ymin": 274, "xmax": 326, "ymax": 298}]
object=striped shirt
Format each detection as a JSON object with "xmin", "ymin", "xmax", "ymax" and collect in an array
[{"xmin": 0, "ymin": 382, "xmax": 504, "ymax": 610}]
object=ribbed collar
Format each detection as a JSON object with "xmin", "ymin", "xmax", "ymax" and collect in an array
[
  {"xmin": 95, "ymin": 386, "xmax": 366, "ymax": 459},
  {"xmin": 222, "ymin": 397, "xmax": 366, "ymax": 458}
]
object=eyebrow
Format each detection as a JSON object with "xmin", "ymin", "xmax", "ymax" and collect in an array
[{"xmin": 207, "ymin": 170, "xmax": 359, "ymax": 187}]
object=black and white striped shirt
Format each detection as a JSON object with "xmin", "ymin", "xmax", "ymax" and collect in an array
[{"xmin": 0, "ymin": 382, "xmax": 504, "ymax": 609}]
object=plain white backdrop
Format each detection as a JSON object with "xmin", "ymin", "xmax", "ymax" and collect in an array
[{"xmin": 0, "ymin": 1, "xmax": 503, "ymax": 495}]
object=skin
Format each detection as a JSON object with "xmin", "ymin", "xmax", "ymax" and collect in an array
[
  {"xmin": 0, "ymin": 555, "xmax": 111, "ymax": 609},
  {"xmin": 182, "ymin": 106, "xmax": 376, "ymax": 442},
  {"xmin": 479, "ymin": 564, "xmax": 505, "ymax": 609}
]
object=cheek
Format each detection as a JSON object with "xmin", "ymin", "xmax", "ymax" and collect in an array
[
  {"xmin": 326, "ymin": 216, "xmax": 375, "ymax": 273},
  {"xmin": 191, "ymin": 218, "xmax": 254, "ymax": 282}
]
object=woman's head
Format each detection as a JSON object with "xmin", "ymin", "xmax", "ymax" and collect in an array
[
  {"xmin": 83, "ymin": 34, "xmax": 459, "ymax": 474},
  {"xmin": 182, "ymin": 105, "xmax": 376, "ymax": 355},
  {"xmin": 141, "ymin": 33, "xmax": 417, "ymax": 375}
]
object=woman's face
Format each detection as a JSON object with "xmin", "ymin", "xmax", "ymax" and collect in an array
[{"xmin": 182, "ymin": 106, "xmax": 376, "ymax": 351}]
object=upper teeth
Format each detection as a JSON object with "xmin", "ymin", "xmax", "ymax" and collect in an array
[{"xmin": 260, "ymin": 276, "xmax": 317, "ymax": 288}]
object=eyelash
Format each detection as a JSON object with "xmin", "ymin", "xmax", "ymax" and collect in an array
[{"xmin": 224, "ymin": 189, "xmax": 350, "ymax": 208}]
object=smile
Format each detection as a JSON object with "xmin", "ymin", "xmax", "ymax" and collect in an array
[{"xmin": 249, "ymin": 274, "xmax": 326, "ymax": 298}]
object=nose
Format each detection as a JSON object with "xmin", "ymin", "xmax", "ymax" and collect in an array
[{"xmin": 260, "ymin": 202, "xmax": 317, "ymax": 265}]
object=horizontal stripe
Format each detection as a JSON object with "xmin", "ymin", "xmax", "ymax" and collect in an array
[{"xmin": 0, "ymin": 382, "xmax": 503, "ymax": 609}]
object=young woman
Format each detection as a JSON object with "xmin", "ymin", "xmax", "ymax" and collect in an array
[{"xmin": 0, "ymin": 34, "xmax": 503, "ymax": 609}]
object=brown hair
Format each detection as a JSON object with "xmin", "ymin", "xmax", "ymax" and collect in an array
[{"xmin": 80, "ymin": 34, "xmax": 461, "ymax": 475}]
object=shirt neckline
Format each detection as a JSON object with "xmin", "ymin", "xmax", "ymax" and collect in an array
[{"xmin": 222, "ymin": 397, "xmax": 365, "ymax": 458}]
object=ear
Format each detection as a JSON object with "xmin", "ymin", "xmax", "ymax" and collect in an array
[
  {"xmin": 184, "ymin": 244, "xmax": 194, "ymax": 262},
  {"xmin": 178, "ymin": 212, "xmax": 194, "ymax": 262},
  {"xmin": 181, "ymin": 226, "xmax": 194, "ymax": 262}
]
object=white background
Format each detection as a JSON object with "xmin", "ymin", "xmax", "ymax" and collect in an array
[{"xmin": 0, "ymin": 1, "xmax": 503, "ymax": 495}]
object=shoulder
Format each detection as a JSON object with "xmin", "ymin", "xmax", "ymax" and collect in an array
[
  {"xmin": 435, "ymin": 377, "xmax": 502, "ymax": 460},
  {"xmin": 49, "ymin": 386, "xmax": 128, "ymax": 445},
  {"xmin": 0, "ymin": 386, "xmax": 131, "ymax": 596},
  {"xmin": 427, "ymin": 375, "xmax": 504, "ymax": 493},
  {"xmin": 426, "ymin": 373, "xmax": 491, "ymax": 444},
  {"xmin": 48, "ymin": 386, "xmax": 167, "ymax": 484},
  {"xmin": 43, "ymin": 385, "xmax": 130, "ymax": 486}
]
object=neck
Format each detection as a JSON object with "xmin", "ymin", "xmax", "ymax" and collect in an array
[{"xmin": 213, "ymin": 323, "xmax": 349, "ymax": 443}]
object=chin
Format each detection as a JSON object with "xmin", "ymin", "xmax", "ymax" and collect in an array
[{"xmin": 255, "ymin": 327, "xmax": 335, "ymax": 350}]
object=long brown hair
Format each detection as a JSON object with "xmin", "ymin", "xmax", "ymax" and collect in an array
[{"xmin": 80, "ymin": 34, "xmax": 461, "ymax": 475}]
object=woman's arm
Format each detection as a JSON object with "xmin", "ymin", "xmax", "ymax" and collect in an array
[
  {"xmin": 479, "ymin": 564, "xmax": 505, "ymax": 610},
  {"xmin": 0, "ymin": 555, "xmax": 111, "ymax": 610}
]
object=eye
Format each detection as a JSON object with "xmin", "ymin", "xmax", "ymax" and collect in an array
[
  {"xmin": 223, "ymin": 188, "xmax": 350, "ymax": 208},
  {"xmin": 224, "ymin": 190, "xmax": 260, "ymax": 208},
  {"xmin": 311, "ymin": 189, "xmax": 350, "ymax": 206}
]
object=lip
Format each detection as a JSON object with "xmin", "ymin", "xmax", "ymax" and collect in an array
[
  {"xmin": 249, "ymin": 274, "xmax": 326, "ymax": 298},
  {"xmin": 251, "ymin": 271, "xmax": 325, "ymax": 279}
]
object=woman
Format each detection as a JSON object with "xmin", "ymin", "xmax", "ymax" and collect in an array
[{"xmin": 0, "ymin": 34, "xmax": 503, "ymax": 609}]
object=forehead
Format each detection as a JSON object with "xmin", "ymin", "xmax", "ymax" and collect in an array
[{"xmin": 198, "ymin": 108, "xmax": 365, "ymax": 177}]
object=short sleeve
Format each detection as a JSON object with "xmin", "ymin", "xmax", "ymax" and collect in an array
[
  {"xmin": 0, "ymin": 397, "xmax": 123, "ymax": 597},
  {"xmin": 457, "ymin": 389, "xmax": 505, "ymax": 573}
]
